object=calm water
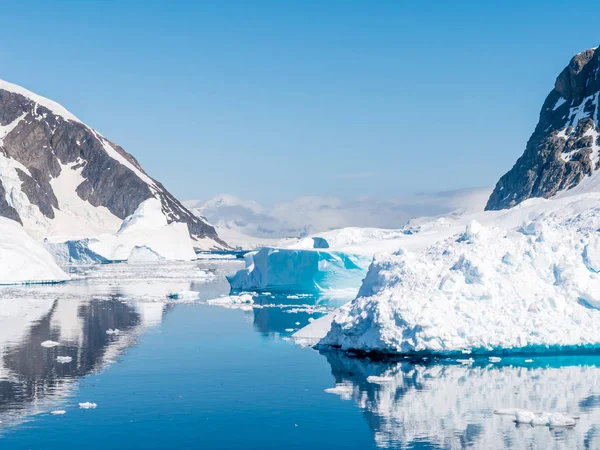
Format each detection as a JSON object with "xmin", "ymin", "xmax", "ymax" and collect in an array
[{"xmin": 0, "ymin": 260, "xmax": 599, "ymax": 449}]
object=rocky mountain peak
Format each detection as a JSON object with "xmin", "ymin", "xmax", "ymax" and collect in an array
[
  {"xmin": 486, "ymin": 45, "xmax": 600, "ymax": 211},
  {"xmin": 0, "ymin": 78, "xmax": 228, "ymax": 249}
]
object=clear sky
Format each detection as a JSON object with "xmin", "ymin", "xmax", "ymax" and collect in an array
[{"xmin": 2, "ymin": 1, "xmax": 600, "ymax": 204}]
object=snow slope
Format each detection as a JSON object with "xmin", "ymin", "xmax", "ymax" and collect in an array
[
  {"xmin": 0, "ymin": 217, "xmax": 68, "ymax": 284},
  {"xmin": 48, "ymin": 199, "xmax": 197, "ymax": 263}
]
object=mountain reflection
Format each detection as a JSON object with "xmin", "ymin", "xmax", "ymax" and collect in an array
[
  {"xmin": 323, "ymin": 351, "xmax": 600, "ymax": 450},
  {"xmin": 0, "ymin": 297, "xmax": 165, "ymax": 429}
]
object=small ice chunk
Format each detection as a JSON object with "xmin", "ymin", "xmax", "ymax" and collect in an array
[
  {"xmin": 489, "ymin": 356, "xmax": 502, "ymax": 363},
  {"xmin": 167, "ymin": 290, "xmax": 200, "ymax": 300},
  {"xmin": 284, "ymin": 328, "xmax": 295, "ymax": 332},
  {"xmin": 78, "ymin": 402, "xmax": 97, "ymax": 409},
  {"xmin": 531, "ymin": 412, "xmax": 552, "ymax": 426},
  {"xmin": 106, "ymin": 329, "xmax": 121, "ymax": 335},
  {"xmin": 548, "ymin": 412, "xmax": 577, "ymax": 427},
  {"xmin": 324, "ymin": 384, "xmax": 353, "ymax": 400},
  {"xmin": 366, "ymin": 375, "xmax": 395, "ymax": 384},
  {"xmin": 56, "ymin": 356, "xmax": 72, "ymax": 364},
  {"xmin": 41, "ymin": 340, "xmax": 59, "ymax": 348},
  {"xmin": 524, "ymin": 359, "xmax": 533, "ymax": 363},
  {"xmin": 51, "ymin": 410, "xmax": 66, "ymax": 415},
  {"xmin": 295, "ymin": 322, "xmax": 301, "ymax": 325},
  {"xmin": 514, "ymin": 410, "xmax": 536, "ymax": 424}
]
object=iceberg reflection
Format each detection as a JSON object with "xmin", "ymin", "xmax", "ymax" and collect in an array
[
  {"xmin": 323, "ymin": 351, "xmax": 600, "ymax": 449},
  {"xmin": 0, "ymin": 296, "xmax": 166, "ymax": 431}
]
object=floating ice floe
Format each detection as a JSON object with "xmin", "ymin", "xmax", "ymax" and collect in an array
[
  {"xmin": 41, "ymin": 340, "xmax": 59, "ymax": 348},
  {"xmin": 56, "ymin": 356, "xmax": 72, "ymax": 364},
  {"xmin": 366, "ymin": 375, "xmax": 395, "ymax": 384},
  {"xmin": 324, "ymin": 383, "xmax": 354, "ymax": 400},
  {"xmin": 489, "ymin": 357, "xmax": 502, "ymax": 363},
  {"xmin": 206, "ymin": 293, "xmax": 256, "ymax": 310},
  {"xmin": 51, "ymin": 410, "xmax": 66, "ymax": 415},
  {"xmin": 167, "ymin": 290, "xmax": 200, "ymax": 300},
  {"xmin": 78, "ymin": 402, "xmax": 97, "ymax": 409},
  {"xmin": 500, "ymin": 409, "xmax": 579, "ymax": 428},
  {"xmin": 106, "ymin": 329, "xmax": 121, "ymax": 335}
]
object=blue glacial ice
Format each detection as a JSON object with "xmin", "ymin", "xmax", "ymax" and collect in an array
[{"xmin": 226, "ymin": 247, "xmax": 370, "ymax": 294}]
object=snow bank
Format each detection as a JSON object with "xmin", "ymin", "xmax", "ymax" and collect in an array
[
  {"xmin": 0, "ymin": 217, "xmax": 69, "ymax": 284},
  {"xmin": 48, "ymin": 199, "xmax": 197, "ymax": 263},
  {"xmin": 227, "ymin": 247, "xmax": 370, "ymax": 293},
  {"xmin": 320, "ymin": 198, "xmax": 600, "ymax": 355}
]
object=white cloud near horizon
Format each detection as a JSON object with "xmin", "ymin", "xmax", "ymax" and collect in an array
[{"xmin": 185, "ymin": 187, "xmax": 492, "ymax": 239}]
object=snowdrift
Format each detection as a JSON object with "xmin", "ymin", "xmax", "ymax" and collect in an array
[
  {"xmin": 319, "ymin": 193, "xmax": 600, "ymax": 355},
  {"xmin": 48, "ymin": 199, "xmax": 197, "ymax": 263},
  {"xmin": 0, "ymin": 217, "xmax": 68, "ymax": 284},
  {"xmin": 227, "ymin": 246, "xmax": 370, "ymax": 294}
]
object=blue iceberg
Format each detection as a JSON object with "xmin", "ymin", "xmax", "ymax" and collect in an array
[{"xmin": 227, "ymin": 247, "xmax": 370, "ymax": 294}]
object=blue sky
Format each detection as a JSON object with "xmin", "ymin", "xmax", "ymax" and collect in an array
[{"xmin": 2, "ymin": 1, "xmax": 600, "ymax": 204}]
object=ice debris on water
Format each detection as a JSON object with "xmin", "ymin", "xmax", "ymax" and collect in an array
[
  {"xmin": 167, "ymin": 290, "xmax": 200, "ymax": 300},
  {"xmin": 41, "ymin": 340, "xmax": 59, "ymax": 348},
  {"xmin": 494, "ymin": 409, "xmax": 577, "ymax": 428},
  {"xmin": 106, "ymin": 329, "xmax": 121, "ymax": 335},
  {"xmin": 56, "ymin": 356, "xmax": 72, "ymax": 364},
  {"xmin": 366, "ymin": 375, "xmax": 395, "ymax": 384},
  {"xmin": 51, "ymin": 410, "xmax": 66, "ymax": 415},
  {"xmin": 78, "ymin": 402, "xmax": 97, "ymax": 409}
]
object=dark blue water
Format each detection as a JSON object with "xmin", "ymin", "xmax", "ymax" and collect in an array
[{"xmin": 1, "ymin": 261, "xmax": 599, "ymax": 449}]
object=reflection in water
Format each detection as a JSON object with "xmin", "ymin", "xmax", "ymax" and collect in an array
[
  {"xmin": 323, "ymin": 351, "xmax": 600, "ymax": 449},
  {"xmin": 250, "ymin": 294, "xmax": 332, "ymax": 337},
  {"xmin": 0, "ymin": 296, "xmax": 166, "ymax": 431}
]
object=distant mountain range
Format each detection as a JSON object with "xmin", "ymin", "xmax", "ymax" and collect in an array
[{"xmin": 185, "ymin": 188, "xmax": 491, "ymax": 247}]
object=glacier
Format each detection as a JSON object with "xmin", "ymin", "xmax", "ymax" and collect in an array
[
  {"xmin": 227, "ymin": 246, "xmax": 370, "ymax": 294},
  {"xmin": 47, "ymin": 199, "xmax": 197, "ymax": 263},
  {"xmin": 0, "ymin": 217, "xmax": 69, "ymax": 284}
]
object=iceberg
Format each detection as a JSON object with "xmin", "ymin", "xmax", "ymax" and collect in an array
[
  {"xmin": 318, "ymin": 194, "xmax": 600, "ymax": 355},
  {"xmin": 0, "ymin": 217, "xmax": 69, "ymax": 284},
  {"xmin": 47, "ymin": 199, "xmax": 197, "ymax": 263},
  {"xmin": 227, "ymin": 247, "xmax": 370, "ymax": 294}
]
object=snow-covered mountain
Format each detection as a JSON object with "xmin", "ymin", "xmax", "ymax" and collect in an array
[
  {"xmin": 186, "ymin": 188, "xmax": 491, "ymax": 248},
  {"xmin": 0, "ymin": 79, "xmax": 227, "ymax": 249},
  {"xmin": 487, "ymin": 45, "xmax": 600, "ymax": 210}
]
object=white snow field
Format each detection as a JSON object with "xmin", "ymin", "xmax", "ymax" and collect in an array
[
  {"xmin": 47, "ymin": 199, "xmax": 197, "ymax": 263},
  {"xmin": 0, "ymin": 217, "xmax": 68, "ymax": 284}
]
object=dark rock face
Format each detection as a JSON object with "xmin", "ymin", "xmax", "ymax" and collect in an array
[
  {"xmin": 0, "ymin": 85, "xmax": 227, "ymax": 247},
  {"xmin": 486, "ymin": 46, "xmax": 600, "ymax": 210}
]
